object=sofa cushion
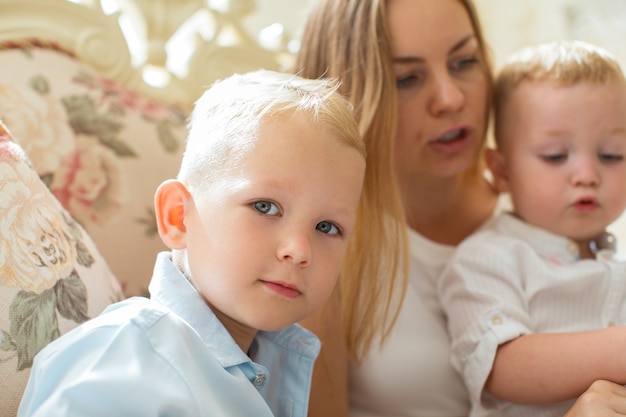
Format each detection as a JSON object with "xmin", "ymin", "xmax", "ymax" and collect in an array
[
  {"xmin": 0, "ymin": 44, "xmax": 189, "ymax": 296},
  {"xmin": 0, "ymin": 121, "xmax": 124, "ymax": 415}
]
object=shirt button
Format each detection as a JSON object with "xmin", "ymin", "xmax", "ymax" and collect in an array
[
  {"xmin": 253, "ymin": 374, "xmax": 266, "ymax": 387},
  {"xmin": 567, "ymin": 242, "xmax": 578, "ymax": 254},
  {"xmin": 491, "ymin": 316, "xmax": 503, "ymax": 325}
]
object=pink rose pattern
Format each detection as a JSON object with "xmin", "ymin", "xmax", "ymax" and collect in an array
[
  {"xmin": 52, "ymin": 134, "xmax": 127, "ymax": 225},
  {"xmin": 0, "ymin": 70, "xmax": 185, "ymax": 230}
]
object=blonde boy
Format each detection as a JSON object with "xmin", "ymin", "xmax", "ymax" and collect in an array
[
  {"xmin": 18, "ymin": 70, "xmax": 366, "ymax": 417},
  {"xmin": 439, "ymin": 41, "xmax": 626, "ymax": 417}
]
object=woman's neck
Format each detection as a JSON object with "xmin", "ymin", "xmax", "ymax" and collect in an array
[{"xmin": 400, "ymin": 172, "xmax": 499, "ymax": 246}]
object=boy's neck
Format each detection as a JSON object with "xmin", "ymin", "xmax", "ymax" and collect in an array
[{"xmin": 211, "ymin": 306, "xmax": 258, "ymax": 354}]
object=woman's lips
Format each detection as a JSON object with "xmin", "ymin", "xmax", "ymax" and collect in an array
[{"xmin": 429, "ymin": 127, "xmax": 472, "ymax": 155}]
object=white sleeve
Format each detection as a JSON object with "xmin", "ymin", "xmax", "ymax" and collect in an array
[{"xmin": 437, "ymin": 231, "xmax": 532, "ymax": 404}]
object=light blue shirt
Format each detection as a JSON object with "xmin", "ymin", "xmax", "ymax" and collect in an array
[{"xmin": 18, "ymin": 252, "xmax": 321, "ymax": 417}]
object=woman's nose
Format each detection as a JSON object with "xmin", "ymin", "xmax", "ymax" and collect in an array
[{"xmin": 428, "ymin": 72, "xmax": 465, "ymax": 116}]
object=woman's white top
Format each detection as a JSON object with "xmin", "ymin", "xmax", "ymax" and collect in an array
[{"xmin": 348, "ymin": 193, "xmax": 511, "ymax": 417}]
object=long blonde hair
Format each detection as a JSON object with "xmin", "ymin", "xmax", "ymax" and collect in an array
[
  {"xmin": 294, "ymin": 0, "xmax": 407, "ymax": 362},
  {"xmin": 294, "ymin": 0, "xmax": 494, "ymax": 361},
  {"xmin": 460, "ymin": 0, "xmax": 495, "ymax": 168}
]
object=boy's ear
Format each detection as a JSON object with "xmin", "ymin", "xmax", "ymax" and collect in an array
[
  {"xmin": 485, "ymin": 148, "xmax": 511, "ymax": 193},
  {"xmin": 155, "ymin": 179, "xmax": 190, "ymax": 250}
]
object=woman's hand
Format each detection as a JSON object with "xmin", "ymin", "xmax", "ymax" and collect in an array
[{"xmin": 565, "ymin": 380, "xmax": 626, "ymax": 417}]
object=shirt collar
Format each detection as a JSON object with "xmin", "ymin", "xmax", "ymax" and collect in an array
[
  {"xmin": 147, "ymin": 252, "xmax": 320, "ymax": 367},
  {"xmin": 148, "ymin": 252, "xmax": 251, "ymax": 368},
  {"xmin": 496, "ymin": 213, "xmax": 581, "ymax": 263}
]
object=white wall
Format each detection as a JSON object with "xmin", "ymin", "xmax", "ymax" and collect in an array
[
  {"xmin": 474, "ymin": 0, "xmax": 626, "ymax": 250},
  {"xmin": 475, "ymin": 0, "xmax": 626, "ymax": 70}
]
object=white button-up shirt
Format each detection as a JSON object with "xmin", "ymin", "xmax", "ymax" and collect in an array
[{"xmin": 439, "ymin": 213, "xmax": 626, "ymax": 417}]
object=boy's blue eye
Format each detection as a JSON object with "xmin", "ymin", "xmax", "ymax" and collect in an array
[
  {"xmin": 316, "ymin": 221, "xmax": 340, "ymax": 235},
  {"xmin": 253, "ymin": 201, "xmax": 280, "ymax": 215}
]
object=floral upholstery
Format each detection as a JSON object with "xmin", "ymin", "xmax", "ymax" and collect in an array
[
  {"xmin": 0, "ymin": 121, "xmax": 124, "ymax": 415},
  {"xmin": 0, "ymin": 44, "xmax": 190, "ymax": 296},
  {"xmin": 0, "ymin": 42, "xmax": 191, "ymax": 414}
]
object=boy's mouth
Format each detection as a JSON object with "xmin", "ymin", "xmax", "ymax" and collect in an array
[{"xmin": 261, "ymin": 280, "xmax": 301, "ymax": 298}]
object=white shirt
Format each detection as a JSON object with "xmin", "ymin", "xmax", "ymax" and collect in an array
[
  {"xmin": 19, "ymin": 252, "xmax": 320, "ymax": 417},
  {"xmin": 349, "ymin": 193, "xmax": 512, "ymax": 417},
  {"xmin": 438, "ymin": 213, "xmax": 626, "ymax": 417}
]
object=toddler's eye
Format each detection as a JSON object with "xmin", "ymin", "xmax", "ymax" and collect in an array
[
  {"xmin": 316, "ymin": 221, "xmax": 340, "ymax": 235},
  {"xmin": 253, "ymin": 201, "xmax": 280, "ymax": 215},
  {"xmin": 599, "ymin": 153, "xmax": 624, "ymax": 163},
  {"xmin": 541, "ymin": 154, "xmax": 567, "ymax": 164}
]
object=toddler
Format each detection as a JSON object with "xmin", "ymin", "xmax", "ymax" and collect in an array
[{"xmin": 439, "ymin": 40, "xmax": 626, "ymax": 417}]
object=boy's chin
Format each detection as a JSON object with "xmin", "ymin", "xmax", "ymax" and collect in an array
[{"xmin": 254, "ymin": 312, "xmax": 311, "ymax": 333}]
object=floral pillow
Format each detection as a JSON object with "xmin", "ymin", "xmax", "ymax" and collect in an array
[
  {"xmin": 0, "ymin": 45, "xmax": 189, "ymax": 296},
  {"xmin": 0, "ymin": 121, "xmax": 124, "ymax": 416}
]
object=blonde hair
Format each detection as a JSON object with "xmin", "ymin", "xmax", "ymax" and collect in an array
[
  {"xmin": 178, "ymin": 69, "xmax": 364, "ymax": 190},
  {"xmin": 460, "ymin": 0, "xmax": 496, "ymax": 163},
  {"xmin": 294, "ymin": 0, "xmax": 494, "ymax": 361},
  {"xmin": 494, "ymin": 40, "xmax": 625, "ymax": 145}
]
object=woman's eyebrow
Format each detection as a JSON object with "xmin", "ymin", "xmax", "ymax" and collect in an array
[{"xmin": 392, "ymin": 34, "xmax": 476, "ymax": 64}]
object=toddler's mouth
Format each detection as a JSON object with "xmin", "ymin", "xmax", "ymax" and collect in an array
[{"xmin": 573, "ymin": 197, "xmax": 599, "ymax": 210}]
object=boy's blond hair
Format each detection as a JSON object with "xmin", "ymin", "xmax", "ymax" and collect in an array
[
  {"xmin": 178, "ymin": 69, "xmax": 365, "ymax": 191},
  {"xmin": 494, "ymin": 40, "xmax": 625, "ymax": 146}
]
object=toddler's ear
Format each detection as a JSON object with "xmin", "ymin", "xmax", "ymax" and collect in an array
[
  {"xmin": 485, "ymin": 148, "xmax": 510, "ymax": 193},
  {"xmin": 155, "ymin": 179, "xmax": 190, "ymax": 249}
]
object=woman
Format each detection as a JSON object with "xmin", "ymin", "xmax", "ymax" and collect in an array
[{"xmin": 295, "ymin": 0, "xmax": 626, "ymax": 416}]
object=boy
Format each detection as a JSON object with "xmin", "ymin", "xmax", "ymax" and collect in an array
[
  {"xmin": 438, "ymin": 40, "xmax": 626, "ymax": 417},
  {"xmin": 18, "ymin": 69, "xmax": 366, "ymax": 416}
]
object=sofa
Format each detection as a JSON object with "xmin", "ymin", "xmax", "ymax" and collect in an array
[{"xmin": 0, "ymin": 0, "xmax": 288, "ymax": 414}]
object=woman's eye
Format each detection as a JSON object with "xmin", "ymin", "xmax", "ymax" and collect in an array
[
  {"xmin": 396, "ymin": 73, "xmax": 422, "ymax": 90},
  {"xmin": 450, "ymin": 57, "xmax": 479, "ymax": 71},
  {"xmin": 599, "ymin": 153, "xmax": 624, "ymax": 163},
  {"xmin": 316, "ymin": 221, "xmax": 340, "ymax": 235},
  {"xmin": 541, "ymin": 154, "xmax": 567, "ymax": 164},
  {"xmin": 253, "ymin": 201, "xmax": 280, "ymax": 215}
]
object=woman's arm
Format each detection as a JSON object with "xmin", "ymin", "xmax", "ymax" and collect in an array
[{"xmin": 486, "ymin": 328, "xmax": 626, "ymax": 403}]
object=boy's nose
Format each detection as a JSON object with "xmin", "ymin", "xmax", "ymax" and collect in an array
[{"xmin": 276, "ymin": 231, "xmax": 312, "ymax": 267}]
